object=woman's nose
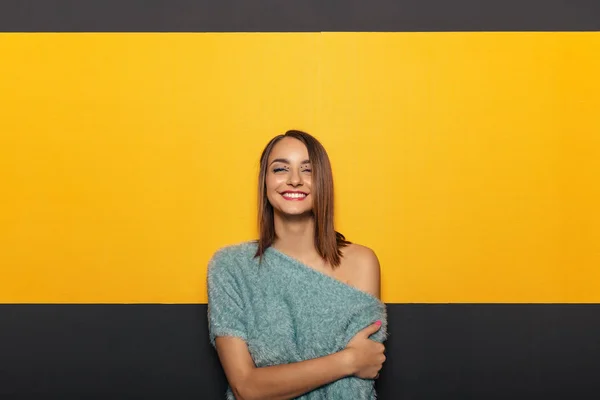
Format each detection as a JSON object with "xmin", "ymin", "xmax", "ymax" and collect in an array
[{"xmin": 287, "ymin": 169, "xmax": 303, "ymax": 186}]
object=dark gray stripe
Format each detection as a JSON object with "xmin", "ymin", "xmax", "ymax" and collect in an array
[
  {"xmin": 0, "ymin": 304, "xmax": 598, "ymax": 399},
  {"xmin": 0, "ymin": 0, "xmax": 599, "ymax": 32}
]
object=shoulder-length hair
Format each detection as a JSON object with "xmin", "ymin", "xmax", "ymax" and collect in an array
[{"xmin": 254, "ymin": 130, "xmax": 350, "ymax": 267}]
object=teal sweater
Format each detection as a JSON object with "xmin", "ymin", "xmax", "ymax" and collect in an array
[{"xmin": 207, "ymin": 241, "xmax": 388, "ymax": 399}]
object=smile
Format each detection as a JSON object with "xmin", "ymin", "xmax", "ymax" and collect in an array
[{"xmin": 281, "ymin": 192, "xmax": 308, "ymax": 200}]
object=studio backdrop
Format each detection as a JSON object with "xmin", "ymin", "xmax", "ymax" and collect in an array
[{"xmin": 1, "ymin": 1, "xmax": 599, "ymax": 399}]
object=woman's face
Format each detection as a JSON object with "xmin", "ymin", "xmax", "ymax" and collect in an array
[{"xmin": 265, "ymin": 137, "xmax": 313, "ymax": 216}]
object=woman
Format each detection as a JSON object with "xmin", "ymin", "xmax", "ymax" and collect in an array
[{"xmin": 207, "ymin": 130, "xmax": 387, "ymax": 399}]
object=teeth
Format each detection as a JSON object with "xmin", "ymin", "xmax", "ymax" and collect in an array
[{"xmin": 283, "ymin": 193, "xmax": 306, "ymax": 198}]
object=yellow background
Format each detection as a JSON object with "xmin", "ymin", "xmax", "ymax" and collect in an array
[{"xmin": 1, "ymin": 33, "xmax": 598, "ymax": 303}]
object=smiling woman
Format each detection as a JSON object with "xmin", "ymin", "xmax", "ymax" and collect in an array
[{"xmin": 207, "ymin": 130, "xmax": 387, "ymax": 400}]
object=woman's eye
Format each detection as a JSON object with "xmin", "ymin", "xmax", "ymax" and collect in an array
[
  {"xmin": 302, "ymin": 169, "xmax": 312, "ymax": 173},
  {"xmin": 273, "ymin": 167, "xmax": 287, "ymax": 173}
]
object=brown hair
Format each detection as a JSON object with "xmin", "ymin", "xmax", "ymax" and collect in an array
[{"xmin": 254, "ymin": 130, "xmax": 350, "ymax": 267}]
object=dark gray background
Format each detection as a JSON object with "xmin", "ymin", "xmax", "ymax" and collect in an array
[
  {"xmin": 0, "ymin": 0, "xmax": 599, "ymax": 31},
  {"xmin": 1, "ymin": 304, "xmax": 599, "ymax": 399}
]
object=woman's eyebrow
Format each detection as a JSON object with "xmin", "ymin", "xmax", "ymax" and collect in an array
[
  {"xmin": 269, "ymin": 158, "xmax": 311, "ymax": 165},
  {"xmin": 269, "ymin": 158, "xmax": 289, "ymax": 166}
]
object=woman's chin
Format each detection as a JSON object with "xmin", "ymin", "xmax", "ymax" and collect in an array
[{"xmin": 275, "ymin": 208, "xmax": 313, "ymax": 219}]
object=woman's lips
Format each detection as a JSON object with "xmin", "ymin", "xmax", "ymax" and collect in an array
[{"xmin": 280, "ymin": 192, "xmax": 308, "ymax": 200}]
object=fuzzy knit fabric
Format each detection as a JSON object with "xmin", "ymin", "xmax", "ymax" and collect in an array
[{"xmin": 207, "ymin": 241, "xmax": 388, "ymax": 399}]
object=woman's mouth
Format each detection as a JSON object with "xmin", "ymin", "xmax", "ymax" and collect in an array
[{"xmin": 281, "ymin": 191, "xmax": 308, "ymax": 200}]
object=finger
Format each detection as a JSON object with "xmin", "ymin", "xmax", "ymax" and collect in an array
[{"xmin": 361, "ymin": 320, "xmax": 382, "ymax": 336}]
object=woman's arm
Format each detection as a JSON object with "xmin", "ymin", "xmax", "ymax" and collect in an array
[
  {"xmin": 215, "ymin": 321, "xmax": 383, "ymax": 400},
  {"xmin": 216, "ymin": 336, "xmax": 351, "ymax": 400}
]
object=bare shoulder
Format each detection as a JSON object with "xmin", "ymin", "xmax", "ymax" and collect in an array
[
  {"xmin": 341, "ymin": 243, "xmax": 381, "ymax": 299},
  {"xmin": 342, "ymin": 243, "xmax": 379, "ymax": 267}
]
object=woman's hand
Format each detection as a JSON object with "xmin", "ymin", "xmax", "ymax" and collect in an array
[{"xmin": 343, "ymin": 321, "xmax": 386, "ymax": 379}]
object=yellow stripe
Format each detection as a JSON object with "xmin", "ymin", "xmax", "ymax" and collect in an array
[{"xmin": 1, "ymin": 33, "xmax": 598, "ymax": 303}]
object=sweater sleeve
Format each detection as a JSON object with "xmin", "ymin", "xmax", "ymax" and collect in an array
[{"xmin": 207, "ymin": 249, "xmax": 248, "ymax": 347}]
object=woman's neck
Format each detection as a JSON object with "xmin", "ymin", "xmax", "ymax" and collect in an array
[{"xmin": 272, "ymin": 213, "xmax": 318, "ymax": 260}]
